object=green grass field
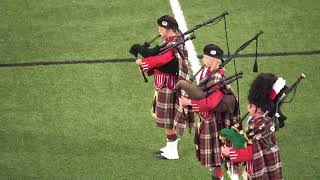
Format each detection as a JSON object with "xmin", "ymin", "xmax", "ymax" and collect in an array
[{"xmin": 1, "ymin": 0, "xmax": 319, "ymax": 179}]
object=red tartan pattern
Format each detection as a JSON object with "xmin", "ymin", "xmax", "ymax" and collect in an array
[
  {"xmin": 173, "ymin": 103, "xmax": 194, "ymax": 135},
  {"xmin": 196, "ymin": 110, "xmax": 239, "ymax": 168},
  {"xmin": 173, "ymin": 36, "xmax": 189, "ymax": 81},
  {"xmin": 150, "ymin": 33, "xmax": 194, "ymax": 131},
  {"xmin": 196, "ymin": 115, "xmax": 222, "ymax": 167},
  {"xmin": 155, "ymin": 83, "xmax": 176, "ymax": 129},
  {"xmin": 249, "ymin": 116, "xmax": 283, "ymax": 180},
  {"xmin": 171, "ymin": 34, "xmax": 195, "ymax": 134},
  {"xmin": 195, "ymin": 69, "xmax": 239, "ymax": 168}
]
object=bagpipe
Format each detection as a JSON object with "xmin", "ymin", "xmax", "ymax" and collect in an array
[
  {"xmin": 219, "ymin": 73, "xmax": 306, "ymax": 149},
  {"xmin": 177, "ymin": 72, "xmax": 243, "ymax": 113},
  {"xmin": 178, "ymin": 72, "xmax": 243, "ymax": 100},
  {"xmin": 129, "ymin": 35, "xmax": 195, "ymax": 83},
  {"xmin": 129, "ymin": 11, "xmax": 229, "ymax": 82},
  {"xmin": 176, "ymin": 31, "xmax": 263, "ymax": 113}
]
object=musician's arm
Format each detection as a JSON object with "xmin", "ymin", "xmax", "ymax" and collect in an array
[
  {"xmin": 190, "ymin": 90, "xmax": 223, "ymax": 112},
  {"xmin": 223, "ymin": 145, "xmax": 253, "ymax": 163},
  {"xmin": 140, "ymin": 50, "xmax": 174, "ymax": 72}
]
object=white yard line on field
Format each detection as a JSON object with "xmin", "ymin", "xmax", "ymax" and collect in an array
[{"xmin": 169, "ymin": 0, "xmax": 201, "ymax": 83}]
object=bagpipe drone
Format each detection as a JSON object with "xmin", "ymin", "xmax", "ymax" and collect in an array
[
  {"xmin": 129, "ymin": 11, "xmax": 229, "ymax": 83},
  {"xmin": 176, "ymin": 31, "xmax": 264, "ymax": 113}
]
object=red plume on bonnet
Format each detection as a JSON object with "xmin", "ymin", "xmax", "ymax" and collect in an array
[{"xmin": 248, "ymin": 73, "xmax": 286, "ymax": 113}]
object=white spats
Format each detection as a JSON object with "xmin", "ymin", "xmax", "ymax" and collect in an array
[
  {"xmin": 160, "ymin": 139, "xmax": 179, "ymax": 160},
  {"xmin": 160, "ymin": 142, "xmax": 169, "ymax": 152}
]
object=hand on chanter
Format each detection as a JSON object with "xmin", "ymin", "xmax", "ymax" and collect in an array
[
  {"xmin": 221, "ymin": 145, "xmax": 230, "ymax": 157},
  {"xmin": 135, "ymin": 58, "xmax": 143, "ymax": 65},
  {"xmin": 179, "ymin": 96, "xmax": 192, "ymax": 108}
]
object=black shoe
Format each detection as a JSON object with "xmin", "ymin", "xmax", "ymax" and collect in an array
[
  {"xmin": 154, "ymin": 149, "xmax": 163, "ymax": 154},
  {"xmin": 154, "ymin": 153, "xmax": 168, "ymax": 160}
]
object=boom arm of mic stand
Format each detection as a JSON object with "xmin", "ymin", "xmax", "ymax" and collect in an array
[
  {"xmin": 221, "ymin": 31, "xmax": 264, "ymax": 67},
  {"xmin": 183, "ymin": 11, "xmax": 229, "ymax": 35}
]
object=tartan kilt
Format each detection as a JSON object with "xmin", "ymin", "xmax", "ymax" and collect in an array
[
  {"xmin": 251, "ymin": 139, "xmax": 282, "ymax": 180},
  {"xmin": 196, "ymin": 114, "xmax": 222, "ymax": 167},
  {"xmin": 173, "ymin": 104, "xmax": 194, "ymax": 135},
  {"xmin": 155, "ymin": 85, "xmax": 176, "ymax": 129},
  {"xmin": 195, "ymin": 110, "xmax": 239, "ymax": 168}
]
